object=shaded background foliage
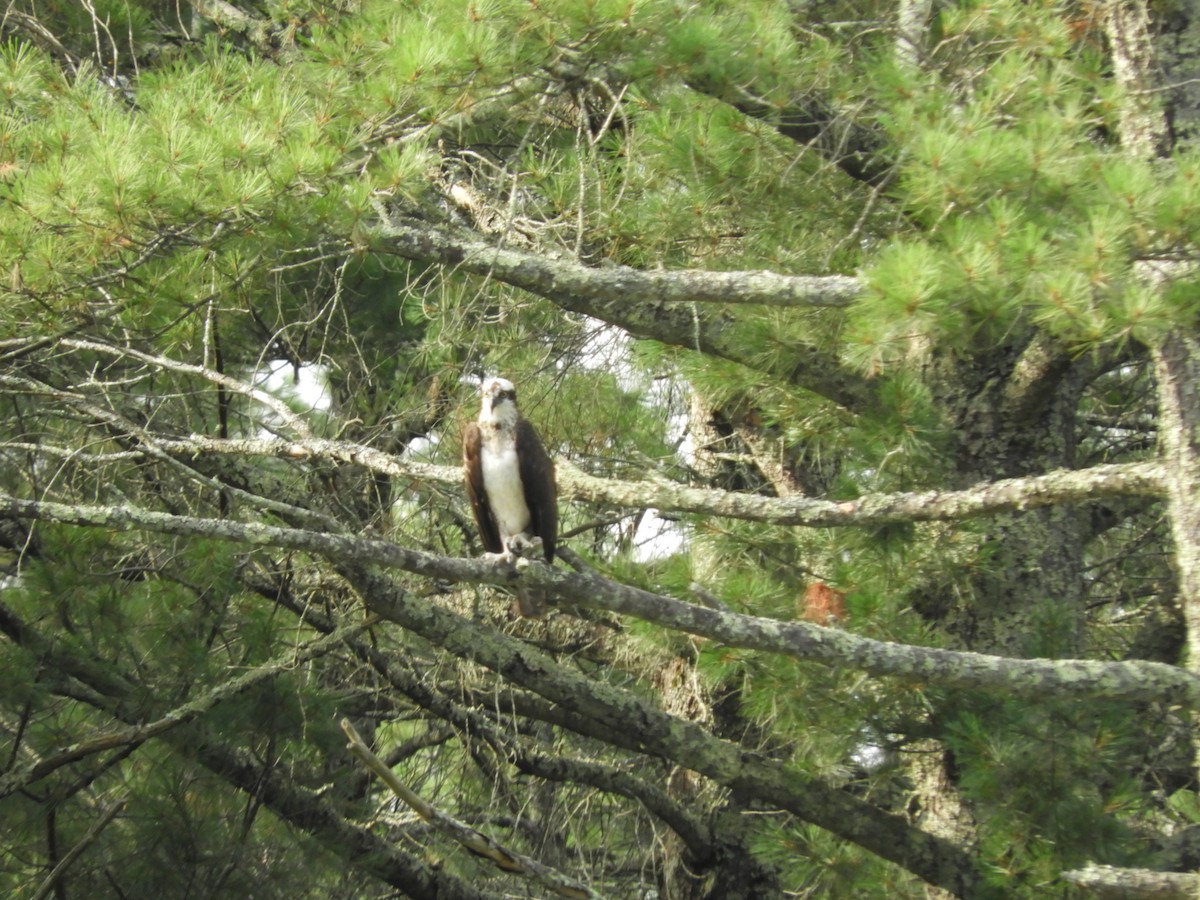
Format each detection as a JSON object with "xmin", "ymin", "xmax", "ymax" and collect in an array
[{"xmin": 1, "ymin": 0, "xmax": 1199, "ymax": 898}]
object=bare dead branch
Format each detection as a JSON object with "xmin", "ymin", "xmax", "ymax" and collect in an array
[{"xmin": 59, "ymin": 338, "xmax": 314, "ymax": 438}]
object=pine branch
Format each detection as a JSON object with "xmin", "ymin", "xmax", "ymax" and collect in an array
[
  {"xmin": 370, "ymin": 218, "xmax": 876, "ymax": 412},
  {"xmin": 0, "ymin": 601, "xmax": 502, "ymax": 900},
  {"xmin": 0, "ymin": 617, "xmax": 375, "ymax": 801},
  {"xmin": 341, "ymin": 718, "xmax": 605, "ymax": 900},
  {"xmin": 2, "ymin": 492, "xmax": 1196, "ymax": 710}
]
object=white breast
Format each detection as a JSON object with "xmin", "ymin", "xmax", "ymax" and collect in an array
[{"xmin": 481, "ymin": 440, "xmax": 531, "ymax": 547}]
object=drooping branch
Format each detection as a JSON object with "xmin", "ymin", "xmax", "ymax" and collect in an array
[
  {"xmin": 370, "ymin": 218, "xmax": 877, "ymax": 412},
  {"xmin": 2, "ymin": 492, "xmax": 1195, "ymax": 709},
  {"xmin": 341, "ymin": 718, "xmax": 604, "ymax": 899}
]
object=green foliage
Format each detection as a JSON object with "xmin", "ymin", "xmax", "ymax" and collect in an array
[
  {"xmin": 945, "ymin": 696, "xmax": 1154, "ymax": 886},
  {"xmin": 0, "ymin": 0, "xmax": 1195, "ymax": 897},
  {"xmin": 849, "ymin": 0, "xmax": 1200, "ymax": 367}
]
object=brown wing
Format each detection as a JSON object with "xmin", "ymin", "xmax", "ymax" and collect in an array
[
  {"xmin": 463, "ymin": 422, "xmax": 502, "ymax": 554},
  {"xmin": 515, "ymin": 417, "xmax": 557, "ymax": 562}
]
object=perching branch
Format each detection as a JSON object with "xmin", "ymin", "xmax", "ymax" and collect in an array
[
  {"xmin": 1, "ymin": 492, "xmax": 1195, "ymax": 709},
  {"xmin": 132, "ymin": 434, "xmax": 1166, "ymax": 527},
  {"xmin": 341, "ymin": 718, "xmax": 605, "ymax": 900}
]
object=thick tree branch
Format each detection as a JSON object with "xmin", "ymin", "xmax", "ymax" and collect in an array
[
  {"xmin": 335, "ymin": 564, "xmax": 980, "ymax": 897},
  {"xmin": 373, "ymin": 217, "xmax": 861, "ymax": 309},
  {"xmin": 370, "ymin": 219, "xmax": 876, "ymax": 412},
  {"xmin": 1, "ymin": 493, "xmax": 1195, "ymax": 710},
  {"xmin": 558, "ymin": 459, "xmax": 1164, "ymax": 526},
  {"xmin": 1061, "ymin": 862, "xmax": 1198, "ymax": 898}
]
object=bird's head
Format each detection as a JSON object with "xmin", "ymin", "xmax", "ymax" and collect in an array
[{"xmin": 479, "ymin": 377, "xmax": 518, "ymax": 423}]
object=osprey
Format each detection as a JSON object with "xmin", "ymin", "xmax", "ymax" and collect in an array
[{"xmin": 463, "ymin": 377, "xmax": 557, "ymax": 615}]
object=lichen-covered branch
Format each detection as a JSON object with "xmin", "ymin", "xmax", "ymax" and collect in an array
[
  {"xmin": 2, "ymin": 492, "xmax": 1195, "ymax": 709},
  {"xmin": 133, "ymin": 434, "xmax": 1165, "ymax": 527},
  {"xmin": 1061, "ymin": 862, "xmax": 1198, "ymax": 898},
  {"xmin": 371, "ymin": 219, "xmax": 875, "ymax": 412}
]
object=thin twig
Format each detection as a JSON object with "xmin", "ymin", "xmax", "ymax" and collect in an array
[{"xmin": 30, "ymin": 797, "xmax": 126, "ymax": 900}]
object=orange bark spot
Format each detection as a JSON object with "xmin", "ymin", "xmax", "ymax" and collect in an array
[{"xmin": 800, "ymin": 582, "xmax": 846, "ymax": 625}]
